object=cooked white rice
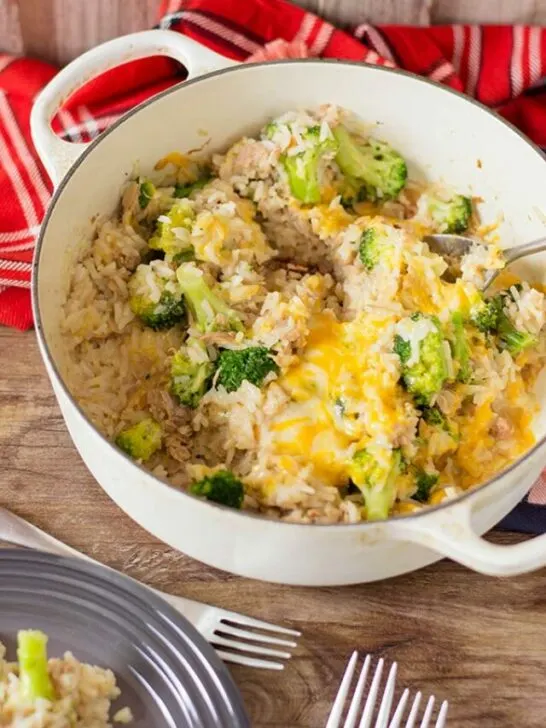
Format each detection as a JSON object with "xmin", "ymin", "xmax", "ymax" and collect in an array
[
  {"xmin": 60, "ymin": 104, "xmax": 546, "ymax": 524},
  {"xmin": 0, "ymin": 642, "xmax": 131, "ymax": 727}
]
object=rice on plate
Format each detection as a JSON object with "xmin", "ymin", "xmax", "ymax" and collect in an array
[
  {"xmin": 0, "ymin": 630, "xmax": 131, "ymax": 727},
  {"xmin": 61, "ymin": 104, "xmax": 546, "ymax": 525}
]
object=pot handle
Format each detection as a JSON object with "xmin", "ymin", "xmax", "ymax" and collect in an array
[
  {"xmin": 30, "ymin": 29, "xmax": 235, "ymax": 186},
  {"xmin": 394, "ymin": 500, "xmax": 546, "ymax": 577}
]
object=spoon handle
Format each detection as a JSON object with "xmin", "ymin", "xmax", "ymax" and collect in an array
[{"xmin": 504, "ymin": 236, "xmax": 546, "ymax": 265}]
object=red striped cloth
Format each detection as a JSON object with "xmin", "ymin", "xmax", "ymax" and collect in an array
[{"xmin": 0, "ymin": 0, "xmax": 545, "ymax": 507}]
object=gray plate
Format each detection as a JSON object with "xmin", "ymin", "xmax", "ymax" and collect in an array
[{"xmin": 0, "ymin": 549, "xmax": 250, "ymax": 727}]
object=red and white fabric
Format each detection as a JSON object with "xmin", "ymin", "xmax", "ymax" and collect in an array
[{"xmin": 0, "ymin": 0, "xmax": 545, "ymax": 509}]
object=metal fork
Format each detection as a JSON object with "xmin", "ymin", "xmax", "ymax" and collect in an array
[
  {"xmin": 0, "ymin": 507, "xmax": 300, "ymax": 670},
  {"xmin": 326, "ymin": 652, "xmax": 448, "ymax": 728}
]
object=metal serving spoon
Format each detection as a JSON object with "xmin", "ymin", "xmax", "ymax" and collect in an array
[{"xmin": 423, "ymin": 234, "xmax": 546, "ymax": 290}]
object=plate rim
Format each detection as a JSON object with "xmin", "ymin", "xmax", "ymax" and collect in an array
[{"xmin": 0, "ymin": 547, "xmax": 250, "ymax": 728}]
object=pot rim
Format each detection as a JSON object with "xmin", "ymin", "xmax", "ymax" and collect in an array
[{"xmin": 32, "ymin": 56, "xmax": 546, "ymax": 531}]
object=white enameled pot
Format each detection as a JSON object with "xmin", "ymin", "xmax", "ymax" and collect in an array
[{"xmin": 31, "ymin": 30, "xmax": 546, "ymax": 586}]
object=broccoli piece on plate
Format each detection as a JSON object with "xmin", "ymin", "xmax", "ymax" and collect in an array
[
  {"xmin": 171, "ymin": 339, "xmax": 215, "ymax": 408},
  {"xmin": 358, "ymin": 227, "xmax": 393, "ymax": 271},
  {"xmin": 419, "ymin": 191, "xmax": 472, "ymax": 234},
  {"xmin": 216, "ymin": 346, "xmax": 279, "ymax": 393},
  {"xmin": 115, "ymin": 418, "xmax": 162, "ymax": 462},
  {"xmin": 190, "ymin": 469, "xmax": 245, "ymax": 509},
  {"xmin": 333, "ymin": 124, "xmax": 407, "ymax": 201},
  {"xmin": 176, "ymin": 262, "xmax": 243, "ymax": 333},
  {"xmin": 281, "ymin": 125, "xmax": 338, "ymax": 205},
  {"xmin": 450, "ymin": 312, "xmax": 472, "ymax": 383},
  {"xmin": 17, "ymin": 630, "xmax": 56, "ymax": 702},
  {"xmin": 149, "ymin": 200, "xmax": 195, "ymax": 258},
  {"xmin": 412, "ymin": 470, "xmax": 439, "ymax": 503},
  {"xmin": 128, "ymin": 261, "xmax": 186, "ymax": 330},
  {"xmin": 138, "ymin": 179, "xmax": 156, "ymax": 209},
  {"xmin": 173, "ymin": 170, "xmax": 212, "ymax": 199},
  {"xmin": 393, "ymin": 313, "xmax": 448, "ymax": 406},
  {"xmin": 348, "ymin": 447, "xmax": 404, "ymax": 521}
]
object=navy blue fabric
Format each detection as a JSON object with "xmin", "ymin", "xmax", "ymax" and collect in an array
[{"xmin": 497, "ymin": 499, "xmax": 546, "ymax": 534}]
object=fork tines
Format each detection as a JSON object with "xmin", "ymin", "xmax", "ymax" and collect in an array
[
  {"xmin": 326, "ymin": 651, "xmax": 448, "ymax": 728},
  {"xmin": 210, "ymin": 612, "xmax": 301, "ymax": 670}
]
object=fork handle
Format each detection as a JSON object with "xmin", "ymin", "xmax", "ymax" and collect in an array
[
  {"xmin": 504, "ymin": 236, "xmax": 546, "ymax": 265},
  {"xmin": 0, "ymin": 507, "xmax": 203, "ymax": 623},
  {"xmin": 483, "ymin": 235, "xmax": 546, "ymax": 289}
]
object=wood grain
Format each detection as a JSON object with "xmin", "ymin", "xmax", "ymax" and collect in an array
[
  {"xmin": 0, "ymin": 0, "xmax": 22, "ymax": 55},
  {"xmin": 288, "ymin": 0, "xmax": 431, "ymax": 26},
  {"xmin": 433, "ymin": 0, "xmax": 546, "ymax": 24},
  {"xmin": 6, "ymin": 0, "xmax": 160, "ymax": 65},
  {"xmin": 1, "ymin": 325, "xmax": 546, "ymax": 726},
  {"xmin": 3, "ymin": 1, "xmax": 546, "ymax": 66}
]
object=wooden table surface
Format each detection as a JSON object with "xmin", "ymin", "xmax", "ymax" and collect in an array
[
  {"xmin": 3, "ymin": 1, "xmax": 546, "ymax": 67},
  {"xmin": 1, "ymin": 325, "xmax": 546, "ymax": 727}
]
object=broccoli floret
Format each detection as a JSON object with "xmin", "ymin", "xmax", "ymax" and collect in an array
[
  {"xmin": 171, "ymin": 248, "xmax": 196, "ymax": 265},
  {"xmin": 359, "ymin": 229, "xmax": 380, "ymax": 270},
  {"xmin": 333, "ymin": 124, "xmax": 407, "ymax": 201},
  {"xmin": 493, "ymin": 290, "xmax": 538, "ymax": 354},
  {"xmin": 216, "ymin": 346, "xmax": 279, "ymax": 393},
  {"xmin": 138, "ymin": 179, "xmax": 156, "ymax": 209},
  {"xmin": 339, "ymin": 176, "xmax": 367, "ymax": 209},
  {"xmin": 171, "ymin": 339, "xmax": 214, "ymax": 408},
  {"xmin": 497, "ymin": 311, "xmax": 538, "ymax": 355},
  {"xmin": 190, "ymin": 469, "xmax": 244, "ymax": 509},
  {"xmin": 394, "ymin": 314, "xmax": 448, "ymax": 406},
  {"xmin": 420, "ymin": 405, "xmax": 460, "ymax": 443},
  {"xmin": 176, "ymin": 263, "xmax": 243, "ymax": 333},
  {"xmin": 281, "ymin": 126, "xmax": 338, "ymax": 205},
  {"xmin": 413, "ymin": 470, "xmax": 439, "ymax": 503},
  {"xmin": 393, "ymin": 334, "xmax": 411, "ymax": 362},
  {"xmin": 469, "ymin": 296, "xmax": 502, "ymax": 333},
  {"xmin": 174, "ymin": 170, "xmax": 212, "ymax": 198},
  {"xmin": 128, "ymin": 261, "xmax": 186, "ymax": 330},
  {"xmin": 149, "ymin": 200, "xmax": 195, "ymax": 258},
  {"xmin": 348, "ymin": 447, "xmax": 403, "ymax": 521},
  {"xmin": 470, "ymin": 292, "xmax": 538, "ymax": 355},
  {"xmin": 115, "ymin": 418, "xmax": 162, "ymax": 462},
  {"xmin": 451, "ymin": 312, "xmax": 471, "ymax": 383},
  {"xmin": 263, "ymin": 122, "xmax": 279, "ymax": 140},
  {"xmin": 17, "ymin": 630, "xmax": 56, "ymax": 702},
  {"xmin": 421, "ymin": 405, "xmax": 448, "ymax": 429},
  {"xmin": 358, "ymin": 227, "xmax": 393, "ymax": 270},
  {"xmin": 421, "ymin": 191, "xmax": 472, "ymax": 234}
]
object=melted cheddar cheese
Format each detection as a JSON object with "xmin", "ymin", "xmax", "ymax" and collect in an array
[{"xmin": 269, "ymin": 311, "xmax": 416, "ymax": 489}]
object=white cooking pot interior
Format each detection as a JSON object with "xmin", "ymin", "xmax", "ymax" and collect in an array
[
  {"xmin": 35, "ymin": 59, "xmax": 546, "ymax": 536},
  {"xmin": 38, "ymin": 60, "xmax": 546, "ymax": 426}
]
